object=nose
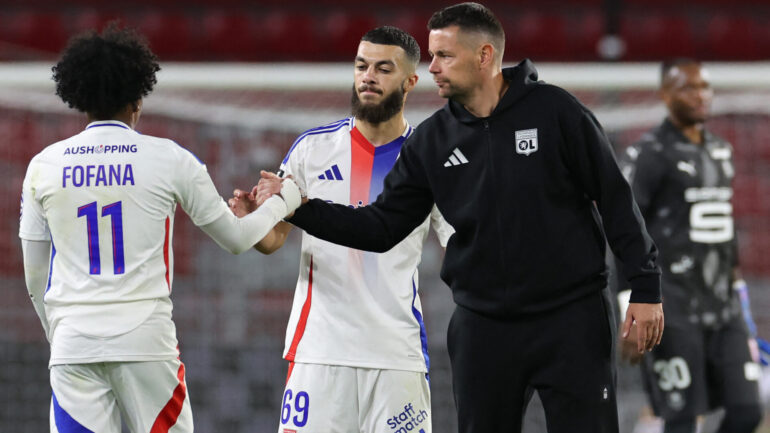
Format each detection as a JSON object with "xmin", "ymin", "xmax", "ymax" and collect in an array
[
  {"xmin": 428, "ymin": 56, "xmax": 439, "ymax": 74},
  {"xmin": 362, "ymin": 65, "xmax": 377, "ymax": 84},
  {"xmin": 697, "ymin": 87, "xmax": 713, "ymax": 102}
]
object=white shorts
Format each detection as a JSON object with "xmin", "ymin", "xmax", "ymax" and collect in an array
[
  {"xmin": 49, "ymin": 359, "xmax": 192, "ymax": 433},
  {"xmin": 277, "ymin": 362, "xmax": 431, "ymax": 433}
]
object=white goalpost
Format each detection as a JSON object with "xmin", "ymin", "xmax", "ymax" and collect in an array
[
  {"xmin": 1, "ymin": 61, "xmax": 770, "ymax": 432},
  {"xmin": 1, "ymin": 61, "xmax": 770, "ymax": 133}
]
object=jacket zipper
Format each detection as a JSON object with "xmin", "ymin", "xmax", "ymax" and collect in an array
[{"xmin": 483, "ymin": 120, "xmax": 510, "ymax": 299}]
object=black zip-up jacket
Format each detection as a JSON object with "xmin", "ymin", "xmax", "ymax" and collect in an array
[{"xmin": 288, "ymin": 60, "xmax": 661, "ymax": 318}]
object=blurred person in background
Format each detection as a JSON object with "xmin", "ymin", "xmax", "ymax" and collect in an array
[
  {"xmin": 19, "ymin": 24, "xmax": 300, "ymax": 433},
  {"xmin": 257, "ymin": 3, "xmax": 664, "ymax": 432},
  {"xmin": 617, "ymin": 58, "xmax": 763, "ymax": 433},
  {"xmin": 229, "ymin": 26, "xmax": 453, "ymax": 433}
]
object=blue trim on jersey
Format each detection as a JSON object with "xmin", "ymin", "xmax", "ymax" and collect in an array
[
  {"xmin": 85, "ymin": 123, "xmax": 129, "ymax": 130},
  {"xmin": 45, "ymin": 239, "xmax": 56, "ymax": 294},
  {"xmin": 411, "ymin": 278, "xmax": 430, "ymax": 384},
  {"xmin": 174, "ymin": 141, "xmax": 204, "ymax": 165},
  {"xmin": 303, "ymin": 117, "xmax": 350, "ymax": 135},
  {"xmin": 281, "ymin": 118, "xmax": 351, "ymax": 165},
  {"xmin": 404, "ymin": 125, "xmax": 414, "ymax": 138},
  {"xmin": 53, "ymin": 391, "xmax": 94, "ymax": 433}
]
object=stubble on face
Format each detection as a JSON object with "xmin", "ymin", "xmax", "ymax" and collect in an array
[{"xmin": 429, "ymin": 27, "xmax": 483, "ymax": 104}]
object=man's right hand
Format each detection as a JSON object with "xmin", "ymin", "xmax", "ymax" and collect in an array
[
  {"xmin": 228, "ymin": 188, "xmax": 258, "ymax": 217},
  {"xmin": 255, "ymin": 171, "xmax": 305, "ymax": 218},
  {"xmin": 229, "ymin": 171, "xmax": 304, "ymax": 218},
  {"xmin": 255, "ymin": 170, "xmax": 284, "ymax": 206}
]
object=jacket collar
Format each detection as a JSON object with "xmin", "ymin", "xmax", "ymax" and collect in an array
[
  {"xmin": 444, "ymin": 58, "xmax": 540, "ymax": 123},
  {"xmin": 658, "ymin": 118, "xmax": 713, "ymax": 145}
]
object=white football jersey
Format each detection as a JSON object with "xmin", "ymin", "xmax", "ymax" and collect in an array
[
  {"xmin": 19, "ymin": 120, "xmax": 229, "ymax": 365},
  {"xmin": 279, "ymin": 117, "xmax": 454, "ymax": 373}
]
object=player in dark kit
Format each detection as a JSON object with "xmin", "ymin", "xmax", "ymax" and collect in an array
[{"xmin": 618, "ymin": 59, "xmax": 762, "ymax": 433}]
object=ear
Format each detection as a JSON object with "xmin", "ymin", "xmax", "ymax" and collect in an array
[
  {"xmin": 478, "ymin": 43, "xmax": 495, "ymax": 69},
  {"xmin": 128, "ymin": 99, "xmax": 143, "ymax": 129},
  {"xmin": 403, "ymin": 72, "xmax": 419, "ymax": 94}
]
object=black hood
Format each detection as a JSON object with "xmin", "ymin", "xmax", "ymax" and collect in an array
[{"xmin": 445, "ymin": 58, "xmax": 541, "ymax": 123}]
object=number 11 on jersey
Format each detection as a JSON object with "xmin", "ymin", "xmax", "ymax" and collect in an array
[{"xmin": 77, "ymin": 201, "xmax": 125, "ymax": 275}]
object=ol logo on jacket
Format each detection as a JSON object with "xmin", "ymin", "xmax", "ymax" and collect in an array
[{"xmin": 515, "ymin": 128, "xmax": 538, "ymax": 156}]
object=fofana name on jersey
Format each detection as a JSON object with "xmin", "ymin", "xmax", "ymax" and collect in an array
[{"xmin": 62, "ymin": 164, "xmax": 135, "ymax": 188}]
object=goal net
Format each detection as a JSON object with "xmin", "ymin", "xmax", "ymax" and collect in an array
[{"xmin": 1, "ymin": 62, "xmax": 769, "ymax": 432}]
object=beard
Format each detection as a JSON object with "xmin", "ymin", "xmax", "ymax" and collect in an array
[
  {"xmin": 439, "ymin": 77, "xmax": 477, "ymax": 106},
  {"xmin": 351, "ymin": 83, "xmax": 405, "ymax": 125},
  {"xmin": 671, "ymin": 101, "xmax": 709, "ymax": 126}
]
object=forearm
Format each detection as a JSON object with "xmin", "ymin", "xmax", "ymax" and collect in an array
[
  {"xmin": 287, "ymin": 141, "xmax": 434, "ymax": 251},
  {"xmin": 21, "ymin": 239, "xmax": 51, "ymax": 339},
  {"xmin": 598, "ymin": 153, "xmax": 661, "ymax": 302},
  {"xmin": 201, "ymin": 196, "xmax": 289, "ymax": 254},
  {"xmin": 288, "ymin": 199, "xmax": 410, "ymax": 252},
  {"xmin": 255, "ymin": 221, "xmax": 292, "ymax": 254},
  {"xmin": 566, "ymin": 108, "xmax": 661, "ymax": 303}
]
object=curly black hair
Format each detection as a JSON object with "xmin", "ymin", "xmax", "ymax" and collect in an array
[{"xmin": 52, "ymin": 23, "xmax": 160, "ymax": 120}]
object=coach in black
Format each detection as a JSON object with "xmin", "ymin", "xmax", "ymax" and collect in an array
[
  {"xmin": 618, "ymin": 60, "xmax": 762, "ymax": 433},
  {"xmin": 281, "ymin": 3, "xmax": 663, "ymax": 432}
]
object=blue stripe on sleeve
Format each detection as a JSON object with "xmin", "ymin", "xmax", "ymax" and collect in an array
[
  {"xmin": 281, "ymin": 118, "xmax": 351, "ymax": 165},
  {"xmin": 45, "ymin": 239, "xmax": 56, "ymax": 294},
  {"xmin": 411, "ymin": 278, "xmax": 430, "ymax": 384}
]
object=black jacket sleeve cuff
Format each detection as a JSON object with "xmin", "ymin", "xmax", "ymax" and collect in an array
[{"xmin": 628, "ymin": 273, "xmax": 662, "ymax": 304}]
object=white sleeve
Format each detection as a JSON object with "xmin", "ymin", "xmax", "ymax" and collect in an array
[
  {"xmin": 430, "ymin": 205, "xmax": 455, "ymax": 247},
  {"xmin": 173, "ymin": 146, "xmax": 229, "ymax": 227},
  {"xmin": 19, "ymin": 159, "xmax": 50, "ymax": 241},
  {"xmin": 279, "ymin": 136, "xmax": 306, "ymax": 191},
  {"xmin": 21, "ymin": 239, "xmax": 51, "ymax": 340},
  {"xmin": 199, "ymin": 195, "xmax": 289, "ymax": 254}
]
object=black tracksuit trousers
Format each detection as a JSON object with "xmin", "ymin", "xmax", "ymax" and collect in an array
[{"xmin": 447, "ymin": 289, "xmax": 620, "ymax": 433}]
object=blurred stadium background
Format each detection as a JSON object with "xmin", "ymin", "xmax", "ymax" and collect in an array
[{"xmin": 1, "ymin": 1, "xmax": 770, "ymax": 432}]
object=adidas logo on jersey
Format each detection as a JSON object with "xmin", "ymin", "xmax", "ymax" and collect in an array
[
  {"xmin": 444, "ymin": 148, "xmax": 469, "ymax": 167},
  {"xmin": 318, "ymin": 164, "xmax": 344, "ymax": 180}
]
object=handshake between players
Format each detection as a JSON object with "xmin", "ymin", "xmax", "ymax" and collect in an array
[{"xmin": 228, "ymin": 170, "xmax": 301, "ymax": 219}]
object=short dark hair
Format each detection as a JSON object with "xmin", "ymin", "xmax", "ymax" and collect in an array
[
  {"xmin": 660, "ymin": 58, "xmax": 700, "ymax": 87},
  {"xmin": 52, "ymin": 23, "xmax": 160, "ymax": 119},
  {"xmin": 361, "ymin": 26, "xmax": 420, "ymax": 68},
  {"xmin": 428, "ymin": 2, "xmax": 505, "ymax": 51}
]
